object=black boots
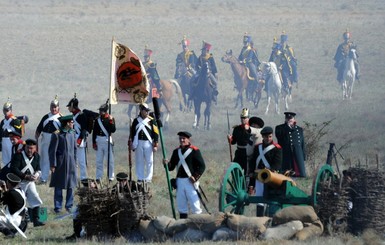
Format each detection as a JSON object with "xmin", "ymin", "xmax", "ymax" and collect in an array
[
  {"xmin": 179, "ymin": 213, "xmax": 188, "ymax": 219},
  {"xmin": 32, "ymin": 207, "xmax": 45, "ymax": 227}
]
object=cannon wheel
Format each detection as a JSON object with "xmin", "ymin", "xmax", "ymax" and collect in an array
[
  {"xmin": 219, "ymin": 162, "xmax": 248, "ymax": 214},
  {"xmin": 311, "ymin": 164, "xmax": 336, "ymax": 206}
]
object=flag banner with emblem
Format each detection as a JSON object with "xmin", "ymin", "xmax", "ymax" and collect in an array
[{"xmin": 109, "ymin": 39, "xmax": 149, "ymax": 104}]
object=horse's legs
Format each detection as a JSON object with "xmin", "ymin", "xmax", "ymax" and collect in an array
[
  {"xmin": 275, "ymin": 93, "xmax": 280, "ymax": 114},
  {"xmin": 265, "ymin": 95, "xmax": 271, "ymax": 115},
  {"xmin": 204, "ymin": 102, "xmax": 211, "ymax": 130},
  {"xmin": 348, "ymin": 79, "xmax": 355, "ymax": 99},
  {"xmin": 193, "ymin": 101, "xmax": 201, "ymax": 129}
]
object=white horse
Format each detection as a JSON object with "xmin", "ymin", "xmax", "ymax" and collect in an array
[
  {"xmin": 261, "ymin": 62, "xmax": 286, "ymax": 114},
  {"xmin": 341, "ymin": 48, "xmax": 357, "ymax": 100}
]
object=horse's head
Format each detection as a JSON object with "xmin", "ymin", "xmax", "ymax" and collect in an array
[
  {"xmin": 349, "ymin": 48, "xmax": 357, "ymax": 60},
  {"xmin": 221, "ymin": 49, "xmax": 234, "ymax": 63}
]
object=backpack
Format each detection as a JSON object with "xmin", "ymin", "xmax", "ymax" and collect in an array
[{"xmin": 82, "ymin": 109, "xmax": 99, "ymax": 134}]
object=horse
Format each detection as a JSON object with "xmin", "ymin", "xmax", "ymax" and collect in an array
[
  {"xmin": 127, "ymin": 79, "xmax": 184, "ymax": 129},
  {"xmin": 341, "ymin": 48, "xmax": 357, "ymax": 100},
  {"xmin": 221, "ymin": 50, "xmax": 262, "ymax": 108},
  {"xmin": 175, "ymin": 61, "xmax": 194, "ymax": 112},
  {"xmin": 260, "ymin": 62, "xmax": 285, "ymax": 114},
  {"xmin": 191, "ymin": 66, "xmax": 213, "ymax": 130}
]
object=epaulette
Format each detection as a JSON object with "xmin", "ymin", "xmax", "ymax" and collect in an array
[
  {"xmin": 273, "ymin": 142, "xmax": 282, "ymax": 149},
  {"xmin": 53, "ymin": 129, "xmax": 60, "ymax": 134},
  {"xmin": 190, "ymin": 145, "xmax": 199, "ymax": 151},
  {"xmin": 148, "ymin": 115, "xmax": 154, "ymax": 120},
  {"xmin": 232, "ymin": 124, "xmax": 239, "ymax": 128}
]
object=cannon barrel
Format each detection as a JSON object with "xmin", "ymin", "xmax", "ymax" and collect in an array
[{"xmin": 257, "ymin": 169, "xmax": 296, "ymax": 188}]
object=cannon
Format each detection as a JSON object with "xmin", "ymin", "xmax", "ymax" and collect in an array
[{"xmin": 219, "ymin": 144, "xmax": 338, "ymax": 216}]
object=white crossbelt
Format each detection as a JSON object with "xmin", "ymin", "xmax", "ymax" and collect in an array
[
  {"xmin": 177, "ymin": 148, "xmax": 199, "ymax": 189},
  {"xmin": 2, "ymin": 118, "xmax": 15, "ymax": 133},
  {"xmin": 256, "ymin": 144, "xmax": 275, "ymax": 169},
  {"xmin": 20, "ymin": 151, "xmax": 35, "ymax": 175},
  {"xmin": 97, "ymin": 118, "xmax": 112, "ymax": 143},
  {"xmin": 73, "ymin": 113, "xmax": 81, "ymax": 136},
  {"xmin": 133, "ymin": 117, "xmax": 152, "ymax": 149},
  {"xmin": 43, "ymin": 113, "xmax": 61, "ymax": 130}
]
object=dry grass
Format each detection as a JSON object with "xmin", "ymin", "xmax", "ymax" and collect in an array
[{"xmin": 1, "ymin": 0, "xmax": 385, "ymax": 244}]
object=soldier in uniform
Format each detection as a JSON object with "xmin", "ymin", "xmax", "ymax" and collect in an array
[
  {"xmin": 0, "ymin": 131, "xmax": 24, "ymax": 181},
  {"xmin": 1, "ymin": 99, "xmax": 23, "ymax": 167},
  {"xmin": 164, "ymin": 131, "xmax": 206, "ymax": 219},
  {"xmin": 143, "ymin": 47, "xmax": 162, "ymax": 97},
  {"xmin": 92, "ymin": 102, "xmax": 116, "ymax": 182},
  {"xmin": 49, "ymin": 114, "xmax": 77, "ymax": 214},
  {"xmin": 279, "ymin": 31, "xmax": 298, "ymax": 85},
  {"xmin": 0, "ymin": 173, "xmax": 27, "ymax": 238},
  {"xmin": 10, "ymin": 139, "xmax": 45, "ymax": 227},
  {"xmin": 249, "ymin": 126, "xmax": 282, "ymax": 216},
  {"xmin": 238, "ymin": 33, "xmax": 261, "ymax": 86},
  {"xmin": 275, "ymin": 112, "xmax": 306, "ymax": 177},
  {"xmin": 334, "ymin": 29, "xmax": 360, "ymax": 83},
  {"xmin": 66, "ymin": 94, "xmax": 88, "ymax": 181},
  {"xmin": 174, "ymin": 36, "xmax": 198, "ymax": 107},
  {"xmin": 35, "ymin": 96, "xmax": 62, "ymax": 184},
  {"xmin": 193, "ymin": 41, "xmax": 219, "ymax": 103},
  {"xmin": 246, "ymin": 116, "xmax": 265, "ymax": 163},
  {"xmin": 227, "ymin": 108, "xmax": 252, "ymax": 173},
  {"xmin": 129, "ymin": 103, "xmax": 159, "ymax": 182}
]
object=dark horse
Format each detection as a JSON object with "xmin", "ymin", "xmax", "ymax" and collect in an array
[
  {"xmin": 191, "ymin": 65, "xmax": 213, "ymax": 130},
  {"xmin": 127, "ymin": 79, "xmax": 184, "ymax": 129},
  {"xmin": 221, "ymin": 50, "xmax": 263, "ymax": 108},
  {"xmin": 175, "ymin": 61, "xmax": 194, "ymax": 112}
]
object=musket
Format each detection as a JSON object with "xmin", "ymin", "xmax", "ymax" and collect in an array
[
  {"xmin": 153, "ymin": 97, "xmax": 177, "ymax": 219},
  {"xmin": 128, "ymin": 118, "xmax": 133, "ymax": 181},
  {"xmin": 226, "ymin": 110, "xmax": 233, "ymax": 161},
  {"xmin": 194, "ymin": 183, "xmax": 211, "ymax": 214}
]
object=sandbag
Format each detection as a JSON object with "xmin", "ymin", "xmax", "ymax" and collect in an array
[
  {"xmin": 138, "ymin": 219, "xmax": 168, "ymax": 242},
  {"xmin": 153, "ymin": 215, "xmax": 175, "ymax": 232},
  {"xmin": 172, "ymin": 228, "xmax": 211, "ymax": 242},
  {"xmin": 212, "ymin": 227, "xmax": 238, "ymax": 241},
  {"xmin": 164, "ymin": 218, "xmax": 189, "ymax": 236},
  {"xmin": 187, "ymin": 212, "xmax": 226, "ymax": 233},
  {"xmin": 272, "ymin": 206, "xmax": 318, "ymax": 225},
  {"xmin": 261, "ymin": 220, "xmax": 303, "ymax": 240},
  {"xmin": 226, "ymin": 213, "xmax": 270, "ymax": 239},
  {"xmin": 294, "ymin": 220, "xmax": 324, "ymax": 241}
]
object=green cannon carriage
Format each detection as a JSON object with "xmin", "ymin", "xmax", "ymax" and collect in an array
[{"xmin": 219, "ymin": 160, "xmax": 336, "ymax": 216}]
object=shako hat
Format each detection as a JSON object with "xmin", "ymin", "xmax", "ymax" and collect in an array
[
  {"xmin": 25, "ymin": 139, "xmax": 37, "ymax": 146},
  {"xmin": 181, "ymin": 35, "xmax": 190, "ymax": 47},
  {"xmin": 144, "ymin": 45, "xmax": 153, "ymax": 57},
  {"xmin": 98, "ymin": 103, "xmax": 108, "ymax": 112},
  {"xmin": 343, "ymin": 28, "xmax": 351, "ymax": 40},
  {"xmin": 249, "ymin": 117, "xmax": 264, "ymax": 128},
  {"xmin": 6, "ymin": 173, "xmax": 21, "ymax": 184},
  {"xmin": 261, "ymin": 126, "xmax": 274, "ymax": 135},
  {"xmin": 139, "ymin": 103, "xmax": 150, "ymax": 111},
  {"xmin": 280, "ymin": 30, "xmax": 288, "ymax": 42},
  {"xmin": 201, "ymin": 41, "xmax": 212, "ymax": 51},
  {"xmin": 66, "ymin": 93, "xmax": 79, "ymax": 108},
  {"xmin": 177, "ymin": 131, "xmax": 192, "ymax": 138},
  {"xmin": 243, "ymin": 33, "xmax": 252, "ymax": 43},
  {"xmin": 8, "ymin": 130, "xmax": 22, "ymax": 138}
]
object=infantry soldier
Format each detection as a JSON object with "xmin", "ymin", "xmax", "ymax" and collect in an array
[
  {"xmin": 246, "ymin": 116, "xmax": 265, "ymax": 162},
  {"xmin": 1, "ymin": 99, "xmax": 23, "ymax": 167},
  {"xmin": 0, "ymin": 173, "xmax": 27, "ymax": 238},
  {"xmin": 275, "ymin": 112, "xmax": 306, "ymax": 177},
  {"xmin": 192, "ymin": 41, "xmax": 219, "ymax": 103},
  {"xmin": 143, "ymin": 46, "xmax": 162, "ymax": 97},
  {"xmin": 249, "ymin": 126, "xmax": 282, "ymax": 216},
  {"xmin": 164, "ymin": 131, "xmax": 206, "ymax": 219},
  {"xmin": 227, "ymin": 108, "xmax": 251, "ymax": 173},
  {"xmin": 129, "ymin": 103, "xmax": 159, "ymax": 182},
  {"xmin": 92, "ymin": 102, "xmax": 116, "ymax": 182},
  {"xmin": 11, "ymin": 139, "xmax": 45, "ymax": 227},
  {"xmin": 66, "ymin": 94, "xmax": 88, "ymax": 181},
  {"xmin": 238, "ymin": 33, "xmax": 261, "ymax": 85},
  {"xmin": 334, "ymin": 29, "xmax": 360, "ymax": 83},
  {"xmin": 0, "ymin": 131, "xmax": 24, "ymax": 181},
  {"xmin": 35, "ymin": 96, "xmax": 62, "ymax": 184}
]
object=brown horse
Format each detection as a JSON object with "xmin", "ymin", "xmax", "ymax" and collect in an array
[
  {"xmin": 221, "ymin": 50, "xmax": 263, "ymax": 108},
  {"xmin": 127, "ymin": 79, "xmax": 184, "ymax": 129}
]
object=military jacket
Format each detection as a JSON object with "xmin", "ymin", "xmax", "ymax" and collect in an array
[
  {"xmin": 175, "ymin": 50, "xmax": 198, "ymax": 79},
  {"xmin": 1, "ymin": 116, "xmax": 22, "ymax": 137},
  {"xmin": 130, "ymin": 116, "xmax": 158, "ymax": 143},
  {"xmin": 168, "ymin": 145, "xmax": 206, "ymax": 180},
  {"xmin": 238, "ymin": 46, "xmax": 260, "ymax": 67},
  {"xmin": 11, "ymin": 151, "xmax": 41, "ymax": 180},
  {"xmin": 249, "ymin": 142, "xmax": 282, "ymax": 172},
  {"xmin": 92, "ymin": 114, "xmax": 116, "ymax": 145},
  {"xmin": 143, "ymin": 60, "xmax": 160, "ymax": 81},
  {"xmin": 196, "ymin": 53, "xmax": 217, "ymax": 76}
]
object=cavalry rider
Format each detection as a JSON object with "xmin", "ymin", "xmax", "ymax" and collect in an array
[
  {"xmin": 143, "ymin": 46, "xmax": 162, "ymax": 97},
  {"xmin": 193, "ymin": 41, "xmax": 219, "ymax": 103},
  {"xmin": 174, "ymin": 35, "xmax": 198, "ymax": 81},
  {"xmin": 1, "ymin": 98, "xmax": 23, "ymax": 168},
  {"xmin": 238, "ymin": 33, "xmax": 261, "ymax": 85},
  {"xmin": 279, "ymin": 31, "xmax": 298, "ymax": 85},
  {"xmin": 333, "ymin": 29, "xmax": 360, "ymax": 83}
]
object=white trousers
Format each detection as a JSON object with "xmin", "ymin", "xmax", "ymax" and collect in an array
[
  {"xmin": 20, "ymin": 181, "xmax": 43, "ymax": 208},
  {"xmin": 134, "ymin": 140, "xmax": 153, "ymax": 181},
  {"xmin": 95, "ymin": 136, "xmax": 114, "ymax": 180},
  {"xmin": 176, "ymin": 178, "xmax": 202, "ymax": 214},
  {"xmin": 1, "ymin": 137, "xmax": 12, "ymax": 167},
  {"xmin": 39, "ymin": 132, "xmax": 52, "ymax": 182},
  {"xmin": 76, "ymin": 145, "xmax": 88, "ymax": 180}
]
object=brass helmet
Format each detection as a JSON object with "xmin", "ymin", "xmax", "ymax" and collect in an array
[
  {"xmin": 3, "ymin": 97, "xmax": 12, "ymax": 111},
  {"xmin": 51, "ymin": 95, "xmax": 59, "ymax": 107},
  {"xmin": 240, "ymin": 108, "xmax": 249, "ymax": 118}
]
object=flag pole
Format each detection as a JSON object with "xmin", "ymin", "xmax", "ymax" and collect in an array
[{"xmin": 152, "ymin": 97, "xmax": 176, "ymax": 219}]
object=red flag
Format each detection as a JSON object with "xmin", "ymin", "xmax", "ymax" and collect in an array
[{"xmin": 109, "ymin": 39, "xmax": 149, "ymax": 104}]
